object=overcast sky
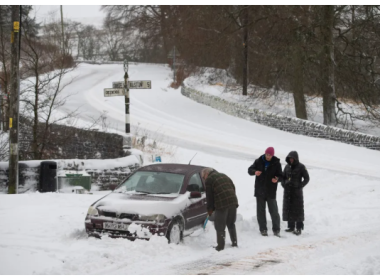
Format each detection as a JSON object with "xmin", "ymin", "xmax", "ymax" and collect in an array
[{"xmin": 32, "ymin": 5, "xmax": 105, "ymax": 27}]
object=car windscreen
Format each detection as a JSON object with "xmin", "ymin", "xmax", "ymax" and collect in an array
[{"xmin": 115, "ymin": 171, "xmax": 185, "ymax": 195}]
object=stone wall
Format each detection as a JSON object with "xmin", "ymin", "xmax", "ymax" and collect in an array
[
  {"xmin": 181, "ymin": 85, "xmax": 380, "ymax": 150},
  {"xmin": 19, "ymin": 116, "xmax": 127, "ymax": 160}
]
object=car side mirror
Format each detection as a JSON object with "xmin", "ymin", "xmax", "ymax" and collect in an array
[{"xmin": 189, "ymin": 191, "xmax": 201, "ymax": 199}]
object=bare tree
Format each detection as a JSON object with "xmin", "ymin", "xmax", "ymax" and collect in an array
[
  {"xmin": 20, "ymin": 27, "xmax": 78, "ymax": 159},
  {"xmin": 73, "ymin": 23, "xmax": 101, "ymax": 60},
  {"xmin": 0, "ymin": 130, "xmax": 8, "ymax": 160},
  {"xmin": 99, "ymin": 13, "xmax": 130, "ymax": 61}
]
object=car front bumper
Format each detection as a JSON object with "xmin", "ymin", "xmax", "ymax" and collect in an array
[{"xmin": 85, "ymin": 218, "xmax": 170, "ymax": 240}]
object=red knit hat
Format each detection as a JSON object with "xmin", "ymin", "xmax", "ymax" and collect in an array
[{"xmin": 265, "ymin": 147, "xmax": 275, "ymax": 156}]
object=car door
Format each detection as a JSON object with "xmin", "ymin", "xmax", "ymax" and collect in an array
[{"xmin": 183, "ymin": 172, "xmax": 208, "ymax": 230}]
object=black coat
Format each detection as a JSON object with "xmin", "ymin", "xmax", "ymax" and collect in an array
[
  {"xmin": 281, "ymin": 151, "xmax": 310, "ymax": 222},
  {"xmin": 248, "ymin": 155, "xmax": 282, "ymax": 199}
]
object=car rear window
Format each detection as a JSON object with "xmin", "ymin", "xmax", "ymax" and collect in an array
[{"xmin": 115, "ymin": 171, "xmax": 185, "ymax": 195}]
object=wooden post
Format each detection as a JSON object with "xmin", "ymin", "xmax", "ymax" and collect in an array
[{"xmin": 8, "ymin": 5, "xmax": 20, "ymax": 194}]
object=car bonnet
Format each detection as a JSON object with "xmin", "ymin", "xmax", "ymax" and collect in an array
[{"xmin": 94, "ymin": 192, "xmax": 194, "ymax": 218}]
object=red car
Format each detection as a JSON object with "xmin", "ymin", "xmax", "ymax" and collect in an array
[{"xmin": 85, "ymin": 163, "xmax": 208, "ymax": 244}]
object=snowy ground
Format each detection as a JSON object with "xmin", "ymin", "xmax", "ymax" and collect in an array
[{"xmin": 1, "ymin": 63, "xmax": 380, "ymax": 275}]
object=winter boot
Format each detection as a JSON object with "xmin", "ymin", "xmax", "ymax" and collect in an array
[
  {"xmin": 273, "ymin": 230, "xmax": 281, "ymax": 237},
  {"xmin": 293, "ymin": 229, "xmax": 302, "ymax": 236},
  {"xmin": 260, "ymin": 230, "xmax": 268, "ymax": 236},
  {"xmin": 228, "ymin": 227, "xmax": 238, "ymax": 247},
  {"xmin": 285, "ymin": 228, "xmax": 295, "ymax": 232},
  {"xmin": 214, "ymin": 231, "xmax": 225, "ymax": 251}
]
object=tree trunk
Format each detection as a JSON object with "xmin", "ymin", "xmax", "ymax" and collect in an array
[
  {"xmin": 160, "ymin": 6, "xmax": 169, "ymax": 60},
  {"xmin": 291, "ymin": 32, "xmax": 308, "ymax": 120},
  {"xmin": 242, "ymin": 6, "xmax": 249, "ymax": 96},
  {"xmin": 32, "ymin": 71, "xmax": 39, "ymax": 159},
  {"xmin": 320, "ymin": 5, "xmax": 336, "ymax": 125}
]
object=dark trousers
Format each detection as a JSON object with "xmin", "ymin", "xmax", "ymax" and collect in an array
[
  {"xmin": 256, "ymin": 197, "xmax": 280, "ymax": 232},
  {"xmin": 288, "ymin": 221, "xmax": 304, "ymax": 230},
  {"xmin": 214, "ymin": 205, "xmax": 237, "ymax": 233}
]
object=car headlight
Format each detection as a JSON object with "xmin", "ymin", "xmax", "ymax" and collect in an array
[
  {"xmin": 87, "ymin": 206, "xmax": 99, "ymax": 217},
  {"xmin": 139, "ymin": 214, "xmax": 166, "ymax": 223}
]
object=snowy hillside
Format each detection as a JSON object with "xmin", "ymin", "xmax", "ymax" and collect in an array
[
  {"xmin": 184, "ymin": 69, "xmax": 380, "ymax": 137},
  {"xmin": 0, "ymin": 63, "xmax": 379, "ymax": 275}
]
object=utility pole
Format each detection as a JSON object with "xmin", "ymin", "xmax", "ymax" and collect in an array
[
  {"xmin": 9, "ymin": 5, "xmax": 21, "ymax": 194},
  {"xmin": 60, "ymin": 5, "xmax": 65, "ymax": 55}
]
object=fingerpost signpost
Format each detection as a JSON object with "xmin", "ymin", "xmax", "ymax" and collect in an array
[{"xmin": 103, "ymin": 60, "xmax": 151, "ymax": 149}]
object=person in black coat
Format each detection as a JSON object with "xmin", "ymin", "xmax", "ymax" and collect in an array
[
  {"xmin": 248, "ymin": 147, "xmax": 283, "ymax": 237},
  {"xmin": 281, "ymin": 151, "xmax": 310, "ymax": 235}
]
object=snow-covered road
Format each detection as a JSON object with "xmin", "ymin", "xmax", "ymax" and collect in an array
[
  {"xmin": 61, "ymin": 63, "xmax": 380, "ymax": 179},
  {"xmin": 1, "ymin": 63, "xmax": 379, "ymax": 275}
]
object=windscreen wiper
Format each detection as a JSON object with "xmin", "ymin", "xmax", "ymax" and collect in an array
[
  {"xmin": 154, "ymin": 192, "xmax": 172, "ymax": 194},
  {"xmin": 135, "ymin": 191, "xmax": 151, "ymax": 194}
]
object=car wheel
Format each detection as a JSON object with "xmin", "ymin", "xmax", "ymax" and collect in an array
[{"xmin": 166, "ymin": 219, "xmax": 183, "ymax": 244}]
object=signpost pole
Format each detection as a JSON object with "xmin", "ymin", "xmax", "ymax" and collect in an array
[
  {"xmin": 104, "ymin": 62, "xmax": 151, "ymax": 150},
  {"xmin": 123, "ymin": 59, "xmax": 131, "ymax": 149}
]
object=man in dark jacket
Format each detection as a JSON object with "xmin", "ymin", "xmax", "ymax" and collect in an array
[
  {"xmin": 201, "ymin": 168, "xmax": 239, "ymax": 251},
  {"xmin": 248, "ymin": 147, "xmax": 282, "ymax": 237},
  {"xmin": 281, "ymin": 151, "xmax": 310, "ymax": 235}
]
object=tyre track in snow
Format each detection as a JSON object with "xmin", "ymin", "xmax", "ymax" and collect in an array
[{"xmin": 172, "ymin": 227, "xmax": 380, "ymax": 274}]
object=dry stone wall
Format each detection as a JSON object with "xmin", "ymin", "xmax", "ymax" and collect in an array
[
  {"xmin": 19, "ymin": 116, "xmax": 127, "ymax": 160},
  {"xmin": 181, "ymin": 85, "xmax": 380, "ymax": 150}
]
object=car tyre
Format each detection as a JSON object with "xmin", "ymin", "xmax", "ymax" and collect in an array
[{"xmin": 166, "ymin": 219, "xmax": 183, "ymax": 244}]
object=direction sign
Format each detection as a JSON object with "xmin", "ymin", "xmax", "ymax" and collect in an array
[
  {"xmin": 112, "ymin": 81, "xmax": 124, "ymax": 89},
  {"xmin": 129, "ymin": 80, "xmax": 151, "ymax": 89},
  {"xmin": 112, "ymin": 80, "xmax": 152, "ymax": 89},
  {"xmin": 104, "ymin": 88, "xmax": 124, "ymax": 97}
]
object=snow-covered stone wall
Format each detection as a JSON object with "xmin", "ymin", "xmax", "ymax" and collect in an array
[
  {"xmin": 181, "ymin": 85, "xmax": 380, "ymax": 151},
  {"xmin": 0, "ymin": 153, "xmax": 142, "ymax": 193}
]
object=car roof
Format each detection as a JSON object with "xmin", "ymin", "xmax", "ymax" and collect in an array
[{"xmin": 137, "ymin": 163, "xmax": 206, "ymax": 175}]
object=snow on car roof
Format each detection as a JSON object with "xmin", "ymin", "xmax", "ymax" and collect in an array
[{"xmin": 138, "ymin": 164, "xmax": 206, "ymax": 175}]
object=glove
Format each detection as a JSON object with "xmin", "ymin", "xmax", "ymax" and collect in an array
[{"xmin": 207, "ymin": 209, "xmax": 213, "ymax": 216}]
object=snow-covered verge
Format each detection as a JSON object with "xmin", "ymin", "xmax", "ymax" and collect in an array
[
  {"xmin": 184, "ymin": 69, "xmax": 380, "ymax": 137},
  {"xmin": 0, "ymin": 147, "xmax": 379, "ymax": 275}
]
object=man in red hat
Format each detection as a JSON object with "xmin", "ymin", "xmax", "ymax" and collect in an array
[{"xmin": 248, "ymin": 147, "xmax": 283, "ymax": 237}]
